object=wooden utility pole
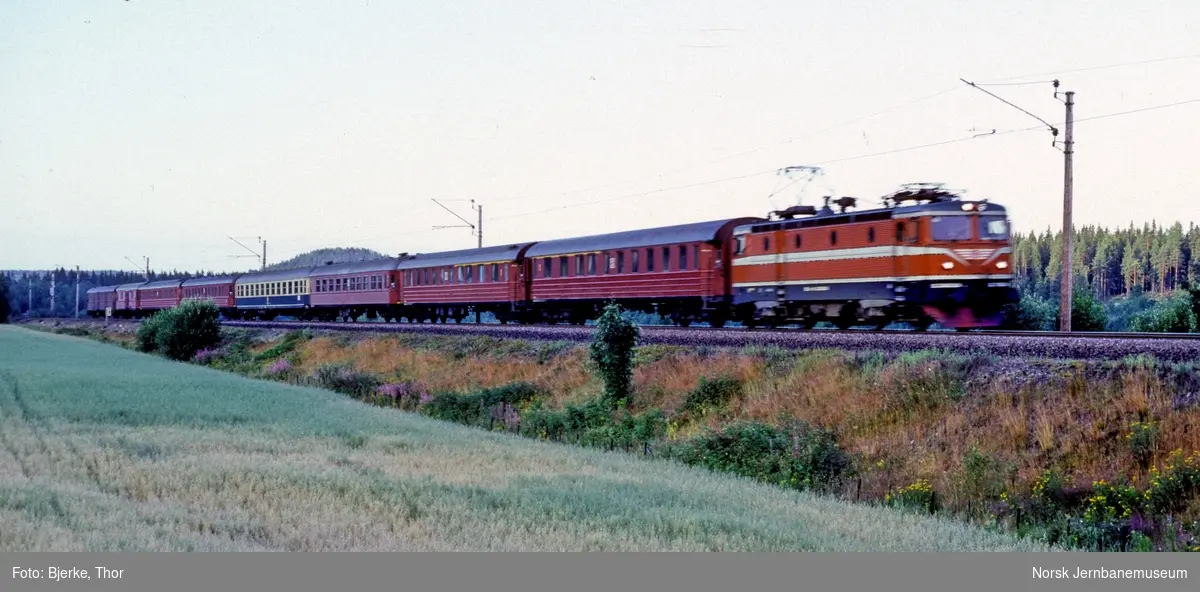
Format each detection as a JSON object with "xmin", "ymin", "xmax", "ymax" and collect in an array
[
  {"xmin": 50, "ymin": 270, "xmax": 56, "ymax": 316},
  {"xmin": 75, "ymin": 266, "xmax": 81, "ymax": 318},
  {"xmin": 476, "ymin": 202, "xmax": 483, "ymax": 249},
  {"xmin": 1059, "ymin": 90, "xmax": 1075, "ymax": 332}
]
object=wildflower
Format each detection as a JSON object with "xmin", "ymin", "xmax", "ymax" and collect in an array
[{"xmin": 266, "ymin": 358, "xmax": 292, "ymax": 376}]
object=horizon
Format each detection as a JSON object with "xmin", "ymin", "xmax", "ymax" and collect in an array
[{"xmin": 2, "ymin": 1, "xmax": 1198, "ymax": 270}]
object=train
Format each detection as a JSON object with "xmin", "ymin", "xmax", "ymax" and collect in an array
[{"xmin": 86, "ymin": 184, "xmax": 1018, "ymax": 330}]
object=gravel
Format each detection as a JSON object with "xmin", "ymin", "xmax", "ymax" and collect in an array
[{"xmin": 209, "ymin": 320, "xmax": 1200, "ymax": 363}]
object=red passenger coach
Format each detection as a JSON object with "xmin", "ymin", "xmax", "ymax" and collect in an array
[
  {"xmin": 524, "ymin": 218, "xmax": 763, "ymax": 326},
  {"xmin": 181, "ymin": 275, "xmax": 240, "ymax": 316},
  {"xmin": 137, "ymin": 279, "xmax": 184, "ymax": 313},
  {"xmin": 86, "ymin": 285, "xmax": 118, "ymax": 318},
  {"xmin": 113, "ymin": 282, "xmax": 146, "ymax": 318},
  {"xmin": 309, "ymin": 259, "xmax": 402, "ymax": 322},
  {"xmin": 397, "ymin": 244, "xmax": 533, "ymax": 324}
]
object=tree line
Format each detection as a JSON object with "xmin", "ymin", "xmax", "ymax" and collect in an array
[{"xmin": 1007, "ymin": 221, "xmax": 1200, "ymax": 332}]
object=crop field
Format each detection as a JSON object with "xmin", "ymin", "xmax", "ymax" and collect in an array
[{"xmin": 0, "ymin": 326, "xmax": 1049, "ymax": 551}]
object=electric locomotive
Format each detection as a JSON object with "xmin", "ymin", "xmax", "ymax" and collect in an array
[{"xmin": 729, "ymin": 183, "xmax": 1017, "ymax": 330}]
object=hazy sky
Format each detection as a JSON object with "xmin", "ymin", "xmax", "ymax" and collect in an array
[{"xmin": 2, "ymin": 1, "xmax": 1198, "ymax": 271}]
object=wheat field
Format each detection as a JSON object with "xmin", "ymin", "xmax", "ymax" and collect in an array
[{"xmin": 0, "ymin": 326, "xmax": 1050, "ymax": 551}]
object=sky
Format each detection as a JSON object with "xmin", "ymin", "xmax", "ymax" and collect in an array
[{"xmin": 1, "ymin": 0, "xmax": 1198, "ymax": 272}]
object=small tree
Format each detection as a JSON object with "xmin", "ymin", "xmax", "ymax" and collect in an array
[{"xmin": 590, "ymin": 302, "xmax": 640, "ymax": 407}]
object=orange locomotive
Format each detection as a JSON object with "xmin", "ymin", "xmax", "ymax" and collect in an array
[{"xmin": 729, "ymin": 183, "xmax": 1017, "ymax": 330}]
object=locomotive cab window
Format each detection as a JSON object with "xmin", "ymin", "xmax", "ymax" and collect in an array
[
  {"xmin": 979, "ymin": 216, "xmax": 1009, "ymax": 240},
  {"xmin": 931, "ymin": 216, "xmax": 973, "ymax": 241},
  {"xmin": 735, "ymin": 236, "xmax": 746, "ymax": 255},
  {"xmin": 830, "ymin": 231, "xmax": 837, "ymax": 246},
  {"xmin": 794, "ymin": 234, "xmax": 802, "ymax": 249}
]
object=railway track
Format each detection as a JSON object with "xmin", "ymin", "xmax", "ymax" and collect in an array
[{"xmin": 22, "ymin": 317, "xmax": 1200, "ymax": 361}]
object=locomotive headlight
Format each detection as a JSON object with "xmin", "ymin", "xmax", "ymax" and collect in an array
[
  {"xmin": 942, "ymin": 262, "xmax": 954, "ymax": 270},
  {"xmin": 961, "ymin": 203, "xmax": 975, "ymax": 211},
  {"xmin": 996, "ymin": 261, "xmax": 1009, "ymax": 269}
]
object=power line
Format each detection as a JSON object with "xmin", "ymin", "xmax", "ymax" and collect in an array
[
  {"xmin": 486, "ymin": 96, "xmax": 1199, "ymax": 224},
  {"xmin": 980, "ymin": 52, "xmax": 1200, "ymax": 83},
  {"xmin": 489, "ymin": 168, "xmax": 780, "ymax": 222},
  {"xmin": 487, "ymin": 86, "xmax": 964, "ymax": 205}
]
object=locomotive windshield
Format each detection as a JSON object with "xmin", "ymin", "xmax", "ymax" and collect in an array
[
  {"xmin": 978, "ymin": 215, "xmax": 1009, "ymax": 240},
  {"xmin": 930, "ymin": 216, "xmax": 973, "ymax": 241}
]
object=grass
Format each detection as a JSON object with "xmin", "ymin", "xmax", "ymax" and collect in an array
[{"xmin": 0, "ymin": 326, "xmax": 1050, "ymax": 551}]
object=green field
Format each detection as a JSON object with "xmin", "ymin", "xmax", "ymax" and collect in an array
[{"xmin": 0, "ymin": 326, "xmax": 1050, "ymax": 551}]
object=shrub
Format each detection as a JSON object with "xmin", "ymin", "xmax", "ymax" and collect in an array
[
  {"xmin": 1057, "ymin": 289, "xmax": 1108, "ymax": 331},
  {"xmin": 1130, "ymin": 291, "xmax": 1198, "ymax": 333},
  {"xmin": 421, "ymin": 382, "xmax": 541, "ymax": 428},
  {"xmin": 135, "ymin": 314, "xmax": 165, "ymax": 353},
  {"xmin": 681, "ymin": 376, "xmax": 742, "ymax": 416},
  {"xmin": 1002, "ymin": 294, "xmax": 1055, "ymax": 330},
  {"xmin": 590, "ymin": 302, "xmax": 640, "ymax": 407},
  {"xmin": 1127, "ymin": 421, "xmax": 1159, "ymax": 469},
  {"xmin": 664, "ymin": 420, "xmax": 851, "ymax": 493},
  {"xmin": 311, "ymin": 363, "xmax": 381, "ymax": 398},
  {"xmin": 135, "ymin": 300, "xmax": 222, "ymax": 360}
]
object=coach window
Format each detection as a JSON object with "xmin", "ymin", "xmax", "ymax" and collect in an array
[
  {"xmin": 632, "ymin": 250, "xmax": 640, "ymax": 272},
  {"xmin": 678, "ymin": 245, "xmax": 687, "ymax": 269},
  {"xmin": 617, "ymin": 251, "xmax": 625, "ymax": 273},
  {"xmin": 646, "ymin": 248, "xmax": 655, "ymax": 272},
  {"xmin": 559, "ymin": 256, "xmax": 568, "ymax": 277},
  {"xmin": 662, "ymin": 247, "xmax": 670, "ymax": 271},
  {"xmin": 586, "ymin": 254, "xmax": 595, "ymax": 275},
  {"xmin": 868, "ymin": 228, "xmax": 876, "ymax": 243},
  {"xmin": 831, "ymin": 231, "xmax": 838, "ymax": 246},
  {"xmin": 542, "ymin": 258, "xmax": 551, "ymax": 279},
  {"xmin": 692, "ymin": 245, "xmax": 699, "ymax": 269}
]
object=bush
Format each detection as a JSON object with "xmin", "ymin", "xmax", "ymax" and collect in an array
[
  {"xmin": 1060, "ymin": 290, "xmax": 1108, "ymax": 332},
  {"xmin": 311, "ymin": 363, "xmax": 381, "ymax": 398},
  {"xmin": 154, "ymin": 300, "xmax": 223, "ymax": 360},
  {"xmin": 421, "ymin": 382, "xmax": 541, "ymax": 428},
  {"xmin": 133, "ymin": 301, "xmax": 222, "ymax": 360},
  {"xmin": 135, "ymin": 314, "xmax": 165, "ymax": 353},
  {"xmin": 1002, "ymin": 294, "xmax": 1055, "ymax": 330},
  {"xmin": 590, "ymin": 302, "xmax": 640, "ymax": 407},
  {"xmin": 664, "ymin": 420, "xmax": 851, "ymax": 493},
  {"xmin": 681, "ymin": 376, "xmax": 742, "ymax": 416},
  {"xmin": 1130, "ymin": 291, "xmax": 1198, "ymax": 333}
]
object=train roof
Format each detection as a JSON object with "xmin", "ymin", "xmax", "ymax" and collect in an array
[
  {"xmin": 138, "ymin": 279, "xmax": 185, "ymax": 290},
  {"xmin": 525, "ymin": 218, "xmax": 762, "ymax": 258},
  {"xmin": 735, "ymin": 199, "xmax": 1009, "ymax": 233},
  {"xmin": 86, "ymin": 285, "xmax": 119, "ymax": 294},
  {"xmin": 180, "ymin": 275, "xmax": 242, "ymax": 287},
  {"xmin": 115, "ymin": 282, "xmax": 147, "ymax": 291},
  {"xmin": 309, "ymin": 258, "xmax": 401, "ymax": 276},
  {"xmin": 396, "ymin": 243, "xmax": 535, "ymax": 269},
  {"xmin": 235, "ymin": 267, "xmax": 318, "ymax": 284}
]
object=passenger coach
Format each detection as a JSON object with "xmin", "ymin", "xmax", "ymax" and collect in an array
[
  {"xmin": 309, "ymin": 258, "xmax": 402, "ymax": 322},
  {"xmin": 524, "ymin": 218, "xmax": 762, "ymax": 326},
  {"xmin": 233, "ymin": 268, "xmax": 314, "ymax": 320},
  {"xmin": 396, "ymin": 244, "xmax": 533, "ymax": 324}
]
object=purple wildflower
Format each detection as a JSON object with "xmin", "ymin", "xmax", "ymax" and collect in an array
[{"xmin": 266, "ymin": 358, "xmax": 293, "ymax": 376}]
